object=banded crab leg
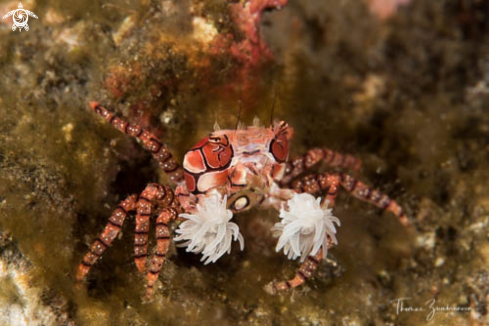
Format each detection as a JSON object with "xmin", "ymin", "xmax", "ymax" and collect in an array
[
  {"xmin": 146, "ymin": 207, "xmax": 179, "ymax": 300},
  {"xmin": 133, "ymin": 183, "xmax": 180, "ymax": 279},
  {"xmin": 290, "ymin": 173, "xmax": 341, "ymax": 206},
  {"xmin": 76, "ymin": 184, "xmax": 181, "ymax": 292},
  {"xmin": 272, "ymin": 247, "xmax": 331, "ymax": 292},
  {"xmin": 271, "ymin": 172, "xmax": 411, "ymax": 293},
  {"xmin": 135, "ymin": 184, "xmax": 181, "ymax": 299},
  {"xmin": 281, "ymin": 148, "xmax": 361, "ymax": 185},
  {"xmin": 339, "ymin": 173, "xmax": 411, "ymax": 230},
  {"xmin": 134, "ymin": 184, "xmax": 162, "ymax": 274},
  {"xmin": 76, "ymin": 194, "xmax": 139, "ymax": 283},
  {"xmin": 137, "ymin": 184, "xmax": 180, "ymax": 300},
  {"xmin": 89, "ymin": 102, "xmax": 184, "ymax": 184},
  {"xmin": 290, "ymin": 173, "xmax": 411, "ymax": 230}
]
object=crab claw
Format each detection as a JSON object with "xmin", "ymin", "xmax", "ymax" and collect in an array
[{"xmin": 272, "ymin": 193, "xmax": 340, "ymax": 262}]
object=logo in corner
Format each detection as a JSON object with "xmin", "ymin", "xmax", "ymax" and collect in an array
[{"xmin": 3, "ymin": 3, "xmax": 38, "ymax": 32}]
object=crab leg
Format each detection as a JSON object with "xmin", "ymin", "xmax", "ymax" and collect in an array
[
  {"xmin": 290, "ymin": 173, "xmax": 341, "ymax": 206},
  {"xmin": 145, "ymin": 207, "xmax": 179, "ymax": 300},
  {"xmin": 133, "ymin": 183, "xmax": 178, "ymax": 274},
  {"xmin": 134, "ymin": 192, "xmax": 152, "ymax": 274},
  {"xmin": 77, "ymin": 184, "xmax": 179, "ymax": 285},
  {"xmin": 76, "ymin": 194, "xmax": 138, "ymax": 283},
  {"xmin": 281, "ymin": 148, "xmax": 361, "ymax": 185},
  {"xmin": 89, "ymin": 102, "xmax": 184, "ymax": 184},
  {"xmin": 339, "ymin": 173, "xmax": 411, "ymax": 230},
  {"xmin": 289, "ymin": 172, "xmax": 410, "ymax": 229},
  {"xmin": 272, "ymin": 247, "xmax": 329, "ymax": 292},
  {"xmin": 134, "ymin": 184, "xmax": 180, "ymax": 299}
]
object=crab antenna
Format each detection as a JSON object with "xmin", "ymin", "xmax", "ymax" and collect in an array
[{"xmin": 235, "ymin": 99, "xmax": 243, "ymax": 131}]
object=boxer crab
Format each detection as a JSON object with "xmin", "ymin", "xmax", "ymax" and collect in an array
[{"xmin": 76, "ymin": 102, "xmax": 411, "ymax": 300}]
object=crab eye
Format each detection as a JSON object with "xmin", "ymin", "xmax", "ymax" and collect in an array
[
  {"xmin": 270, "ymin": 133, "xmax": 289, "ymax": 163},
  {"xmin": 231, "ymin": 196, "xmax": 249, "ymax": 211}
]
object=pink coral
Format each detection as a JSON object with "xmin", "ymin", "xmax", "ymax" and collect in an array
[{"xmin": 213, "ymin": 0, "xmax": 288, "ymax": 103}]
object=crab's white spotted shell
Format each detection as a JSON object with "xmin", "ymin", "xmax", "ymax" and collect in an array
[
  {"xmin": 175, "ymin": 190, "xmax": 244, "ymax": 264},
  {"xmin": 272, "ymin": 193, "xmax": 340, "ymax": 262}
]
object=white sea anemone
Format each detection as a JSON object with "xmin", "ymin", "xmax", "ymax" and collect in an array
[
  {"xmin": 175, "ymin": 190, "xmax": 244, "ymax": 264},
  {"xmin": 272, "ymin": 193, "xmax": 340, "ymax": 262}
]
